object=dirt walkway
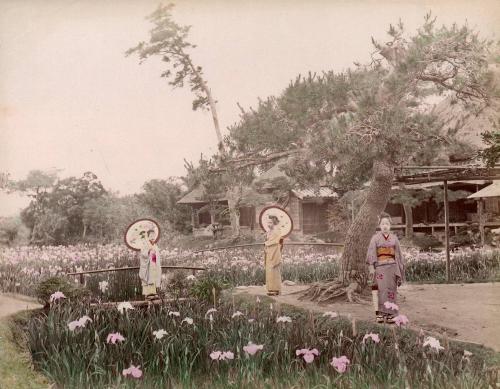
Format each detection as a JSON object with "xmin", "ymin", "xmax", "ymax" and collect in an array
[
  {"xmin": 0, "ymin": 293, "xmax": 42, "ymax": 318},
  {"xmin": 234, "ymin": 282, "xmax": 500, "ymax": 352}
]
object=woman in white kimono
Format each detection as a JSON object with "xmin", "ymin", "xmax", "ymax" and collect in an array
[{"xmin": 139, "ymin": 229, "xmax": 162, "ymax": 299}]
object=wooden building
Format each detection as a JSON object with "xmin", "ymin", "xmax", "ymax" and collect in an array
[
  {"xmin": 387, "ymin": 178, "xmax": 500, "ymax": 238},
  {"xmin": 177, "ymin": 164, "xmax": 337, "ymax": 237}
]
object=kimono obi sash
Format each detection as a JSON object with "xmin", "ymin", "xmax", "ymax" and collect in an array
[{"xmin": 376, "ymin": 246, "xmax": 396, "ymax": 264}]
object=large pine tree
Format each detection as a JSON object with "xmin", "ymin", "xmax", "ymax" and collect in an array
[{"xmin": 225, "ymin": 15, "xmax": 497, "ymax": 302}]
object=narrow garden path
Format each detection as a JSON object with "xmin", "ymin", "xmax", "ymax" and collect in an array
[
  {"xmin": 0, "ymin": 293, "xmax": 47, "ymax": 389},
  {"xmin": 234, "ymin": 282, "xmax": 500, "ymax": 352}
]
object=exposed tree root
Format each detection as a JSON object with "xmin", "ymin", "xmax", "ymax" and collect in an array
[{"xmin": 298, "ymin": 277, "xmax": 370, "ymax": 305}]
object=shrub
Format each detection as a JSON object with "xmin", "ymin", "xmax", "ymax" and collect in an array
[
  {"xmin": 165, "ymin": 269, "xmax": 191, "ymax": 297},
  {"xmin": 35, "ymin": 276, "xmax": 90, "ymax": 306},
  {"xmin": 189, "ymin": 273, "xmax": 229, "ymax": 303},
  {"xmin": 412, "ymin": 234, "xmax": 442, "ymax": 250}
]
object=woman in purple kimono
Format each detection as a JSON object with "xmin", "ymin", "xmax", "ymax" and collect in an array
[{"xmin": 366, "ymin": 216, "xmax": 405, "ymax": 324}]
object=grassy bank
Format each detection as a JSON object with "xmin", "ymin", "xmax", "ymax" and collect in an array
[{"xmin": 0, "ymin": 312, "xmax": 48, "ymax": 389}]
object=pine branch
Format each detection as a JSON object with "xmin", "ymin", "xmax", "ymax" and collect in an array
[{"xmin": 210, "ymin": 149, "xmax": 305, "ymax": 172}]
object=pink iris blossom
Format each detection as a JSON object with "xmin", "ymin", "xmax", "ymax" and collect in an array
[
  {"xmin": 231, "ymin": 311, "xmax": 244, "ymax": 319},
  {"xmin": 106, "ymin": 332, "xmax": 125, "ymax": 344},
  {"xmin": 122, "ymin": 364, "xmax": 142, "ymax": 378},
  {"xmin": 330, "ymin": 356, "xmax": 350, "ymax": 373},
  {"xmin": 423, "ymin": 336, "xmax": 444, "ymax": 352},
  {"xmin": 322, "ymin": 311, "xmax": 338, "ymax": 319},
  {"xmin": 210, "ymin": 351, "xmax": 221, "ymax": 360},
  {"xmin": 210, "ymin": 350, "xmax": 234, "ymax": 361},
  {"xmin": 362, "ymin": 333, "xmax": 380, "ymax": 344},
  {"xmin": 67, "ymin": 315, "xmax": 92, "ymax": 331},
  {"xmin": 243, "ymin": 342, "xmax": 264, "ymax": 356},
  {"xmin": 50, "ymin": 291, "xmax": 66, "ymax": 303},
  {"xmin": 296, "ymin": 348, "xmax": 319, "ymax": 363},
  {"xmin": 384, "ymin": 301, "xmax": 399, "ymax": 311},
  {"xmin": 393, "ymin": 314, "xmax": 409, "ymax": 327},
  {"xmin": 181, "ymin": 317, "xmax": 194, "ymax": 325},
  {"xmin": 222, "ymin": 351, "xmax": 234, "ymax": 360},
  {"xmin": 168, "ymin": 311, "xmax": 180, "ymax": 317}
]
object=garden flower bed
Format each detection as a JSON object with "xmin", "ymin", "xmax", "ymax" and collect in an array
[
  {"xmin": 1, "ymin": 244, "xmax": 499, "ymax": 302},
  {"xmin": 13, "ymin": 293, "xmax": 499, "ymax": 388}
]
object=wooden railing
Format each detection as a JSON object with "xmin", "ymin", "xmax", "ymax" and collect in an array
[
  {"xmin": 193, "ymin": 242, "xmax": 344, "ymax": 254},
  {"xmin": 67, "ymin": 265, "xmax": 206, "ymax": 285},
  {"xmin": 193, "ymin": 241, "xmax": 417, "ymax": 254}
]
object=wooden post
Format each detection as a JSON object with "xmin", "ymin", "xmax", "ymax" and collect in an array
[
  {"xmin": 444, "ymin": 180, "xmax": 450, "ymax": 283},
  {"xmin": 79, "ymin": 273, "xmax": 84, "ymax": 285},
  {"xmin": 478, "ymin": 198, "xmax": 485, "ymax": 246},
  {"xmin": 191, "ymin": 208, "xmax": 198, "ymax": 229}
]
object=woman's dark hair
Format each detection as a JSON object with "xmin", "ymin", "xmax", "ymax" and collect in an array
[
  {"xmin": 378, "ymin": 214, "xmax": 392, "ymax": 224},
  {"xmin": 268, "ymin": 215, "xmax": 280, "ymax": 225}
]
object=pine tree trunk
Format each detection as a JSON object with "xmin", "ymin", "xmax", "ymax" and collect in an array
[
  {"xmin": 300, "ymin": 159, "xmax": 395, "ymax": 303},
  {"xmin": 403, "ymin": 203, "xmax": 414, "ymax": 239},
  {"xmin": 341, "ymin": 159, "xmax": 395, "ymax": 286}
]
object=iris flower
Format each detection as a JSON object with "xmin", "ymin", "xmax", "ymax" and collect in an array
[
  {"xmin": 384, "ymin": 301, "xmax": 399, "ymax": 311},
  {"xmin": 210, "ymin": 350, "xmax": 234, "ymax": 361},
  {"xmin": 49, "ymin": 291, "xmax": 66, "ymax": 303},
  {"xmin": 106, "ymin": 332, "xmax": 125, "ymax": 344},
  {"xmin": 362, "ymin": 333, "xmax": 380, "ymax": 344},
  {"xmin": 296, "ymin": 348, "xmax": 319, "ymax": 363},
  {"xmin": 99, "ymin": 280, "xmax": 109, "ymax": 293},
  {"xmin": 393, "ymin": 314, "xmax": 409, "ymax": 327},
  {"xmin": 117, "ymin": 301, "xmax": 134, "ymax": 314},
  {"xmin": 67, "ymin": 315, "xmax": 92, "ymax": 331},
  {"xmin": 330, "ymin": 356, "xmax": 350, "ymax": 373},
  {"xmin": 322, "ymin": 311, "xmax": 338, "ymax": 319},
  {"xmin": 423, "ymin": 336, "xmax": 444, "ymax": 352},
  {"xmin": 243, "ymin": 342, "xmax": 264, "ymax": 356},
  {"xmin": 152, "ymin": 329, "xmax": 168, "ymax": 340},
  {"xmin": 122, "ymin": 364, "xmax": 142, "ymax": 378}
]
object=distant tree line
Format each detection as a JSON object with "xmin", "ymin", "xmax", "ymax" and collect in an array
[{"xmin": 0, "ymin": 170, "xmax": 191, "ymax": 246}]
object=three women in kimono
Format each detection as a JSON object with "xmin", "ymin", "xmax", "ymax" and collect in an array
[
  {"xmin": 139, "ymin": 229, "xmax": 162, "ymax": 299},
  {"xmin": 366, "ymin": 215, "xmax": 405, "ymax": 324},
  {"xmin": 264, "ymin": 215, "xmax": 284, "ymax": 296}
]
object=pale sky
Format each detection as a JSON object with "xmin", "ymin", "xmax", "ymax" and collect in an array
[{"xmin": 1, "ymin": 0, "xmax": 499, "ymax": 216}]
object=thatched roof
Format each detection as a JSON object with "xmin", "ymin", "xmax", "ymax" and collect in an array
[
  {"xmin": 468, "ymin": 180, "xmax": 500, "ymax": 199},
  {"xmin": 392, "ymin": 180, "xmax": 490, "ymax": 190},
  {"xmin": 177, "ymin": 187, "xmax": 223, "ymax": 204},
  {"xmin": 292, "ymin": 188, "xmax": 338, "ymax": 199}
]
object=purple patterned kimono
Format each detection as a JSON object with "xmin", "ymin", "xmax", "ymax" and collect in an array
[{"xmin": 366, "ymin": 232, "xmax": 405, "ymax": 315}]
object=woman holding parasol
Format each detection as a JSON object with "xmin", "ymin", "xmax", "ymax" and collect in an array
[{"xmin": 260, "ymin": 206, "xmax": 293, "ymax": 296}]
